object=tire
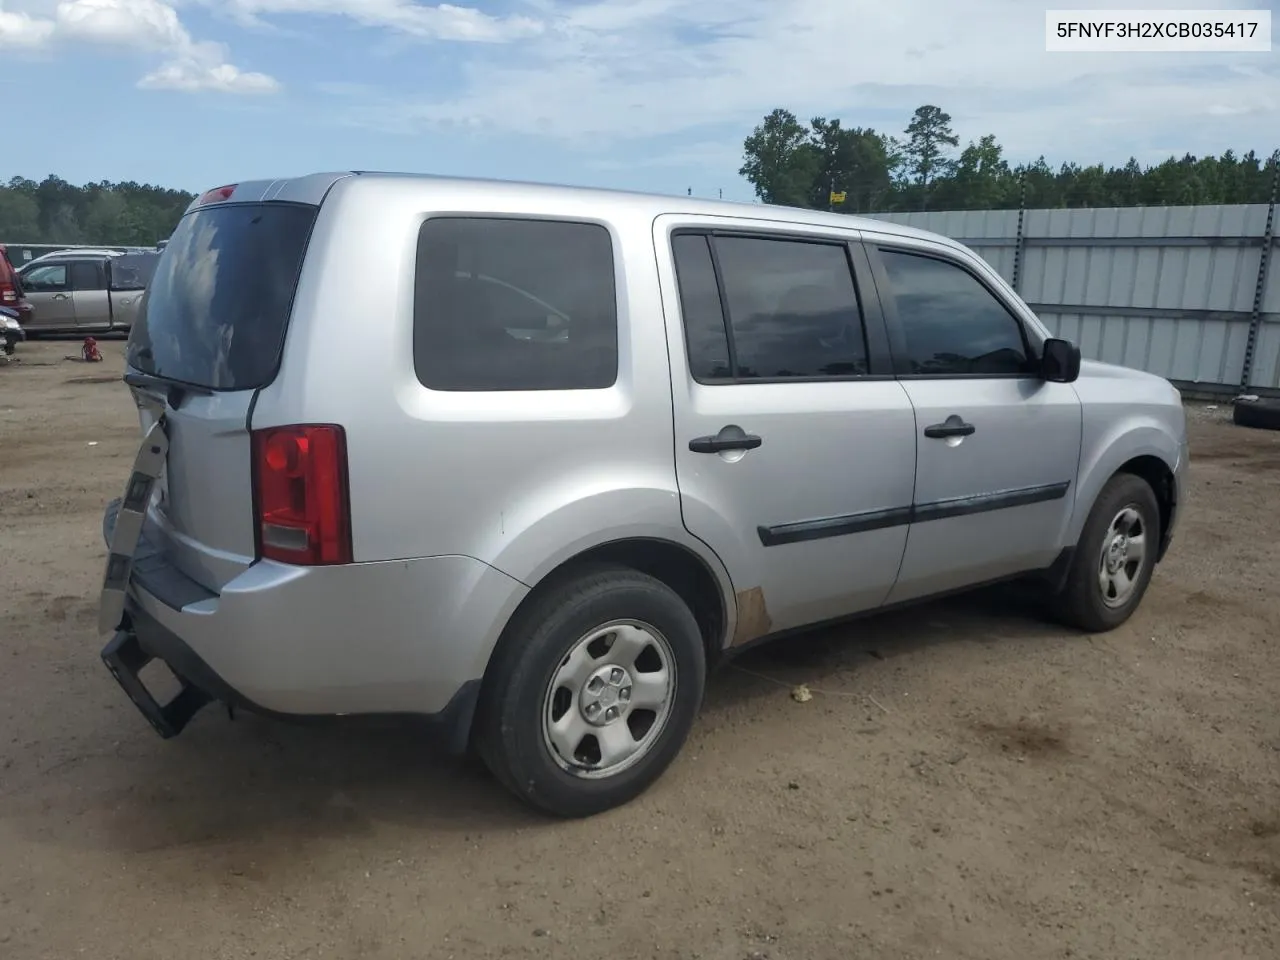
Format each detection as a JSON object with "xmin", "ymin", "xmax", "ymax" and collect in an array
[
  {"xmin": 474, "ymin": 563, "xmax": 707, "ymax": 818},
  {"xmin": 1233, "ymin": 397, "xmax": 1280, "ymax": 431},
  {"xmin": 1050, "ymin": 473, "xmax": 1161, "ymax": 633}
]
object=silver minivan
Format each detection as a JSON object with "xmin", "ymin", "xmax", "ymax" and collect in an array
[
  {"xmin": 98, "ymin": 173, "xmax": 1188, "ymax": 817},
  {"xmin": 19, "ymin": 249, "xmax": 158, "ymax": 334}
]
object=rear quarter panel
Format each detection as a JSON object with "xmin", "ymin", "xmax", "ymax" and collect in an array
[
  {"xmin": 108, "ymin": 288, "xmax": 145, "ymax": 330},
  {"xmin": 249, "ymin": 176, "xmax": 736, "ymax": 641}
]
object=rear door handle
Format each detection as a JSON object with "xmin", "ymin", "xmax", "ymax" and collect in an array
[
  {"xmin": 689, "ymin": 432, "xmax": 763, "ymax": 454},
  {"xmin": 52, "ymin": 293, "xmax": 70, "ymax": 301},
  {"xmin": 923, "ymin": 417, "xmax": 976, "ymax": 439}
]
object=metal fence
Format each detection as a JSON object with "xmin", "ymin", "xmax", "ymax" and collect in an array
[{"xmin": 864, "ymin": 195, "xmax": 1280, "ymax": 397}]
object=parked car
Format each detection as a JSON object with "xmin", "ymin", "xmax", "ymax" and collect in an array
[
  {"xmin": 98, "ymin": 173, "xmax": 1188, "ymax": 818},
  {"xmin": 1, "ymin": 304, "xmax": 24, "ymax": 359},
  {"xmin": 18, "ymin": 249, "xmax": 159, "ymax": 335},
  {"xmin": 0, "ymin": 244, "xmax": 34, "ymax": 328}
]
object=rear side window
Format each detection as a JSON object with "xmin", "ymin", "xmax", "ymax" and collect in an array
[
  {"xmin": 877, "ymin": 249, "xmax": 1031, "ymax": 376},
  {"xmin": 414, "ymin": 217, "xmax": 618, "ymax": 392},
  {"xmin": 126, "ymin": 203, "xmax": 318, "ymax": 390},
  {"xmin": 109, "ymin": 253, "xmax": 159, "ymax": 291},
  {"xmin": 70, "ymin": 261, "xmax": 105, "ymax": 292},
  {"xmin": 672, "ymin": 233, "xmax": 870, "ymax": 381}
]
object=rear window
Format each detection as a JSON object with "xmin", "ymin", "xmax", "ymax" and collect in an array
[
  {"xmin": 413, "ymin": 217, "xmax": 618, "ymax": 392},
  {"xmin": 126, "ymin": 202, "xmax": 318, "ymax": 390}
]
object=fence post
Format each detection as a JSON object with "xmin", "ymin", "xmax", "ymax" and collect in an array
[
  {"xmin": 1011, "ymin": 173, "xmax": 1028, "ymax": 292},
  {"xmin": 1240, "ymin": 159, "xmax": 1279, "ymax": 391}
]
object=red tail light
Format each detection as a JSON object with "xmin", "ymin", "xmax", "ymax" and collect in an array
[
  {"xmin": 252, "ymin": 425, "xmax": 352, "ymax": 565},
  {"xmin": 0, "ymin": 282, "xmax": 15, "ymax": 305},
  {"xmin": 196, "ymin": 184, "xmax": 238, "ymax": 206}
]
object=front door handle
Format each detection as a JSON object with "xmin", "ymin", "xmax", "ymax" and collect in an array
[
  {"xmin": 923, "ymin": 416, "xmax": 976, "ymax": 439},
  {"xmin": 689, "ymin": 431, "xmax": 763, "ymax": 454},
  {"xmin": 52, "ymin": 293, "xmax": 70, "ymax": 301}
]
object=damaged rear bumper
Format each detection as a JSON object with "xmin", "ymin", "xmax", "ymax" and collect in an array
[{"xmin": 98, "ymin": 498, "xmax": 489, "ymax": 752}]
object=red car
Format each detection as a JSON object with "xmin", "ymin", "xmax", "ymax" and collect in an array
[{"xmin": 0, "ymin": 244, "xmax": 34, "ymax": 326}]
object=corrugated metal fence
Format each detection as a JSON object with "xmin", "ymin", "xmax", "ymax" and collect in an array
[{"xmin": 865, "ymin": 197, "xmax": 1280, "ymax": 397}]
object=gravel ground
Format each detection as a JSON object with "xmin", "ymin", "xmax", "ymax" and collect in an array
[{"xmin": 2, "ymin": 339, "xmax": 1278, "ymax": 960}]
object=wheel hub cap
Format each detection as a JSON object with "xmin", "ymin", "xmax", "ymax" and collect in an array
[
  {"xmin": 580, "ymin": 665, "xmax": 633, "ymax": 727},
  {"xmin": 1107, "ymin": 534, "xmax": 1129, "ymax": 572}
]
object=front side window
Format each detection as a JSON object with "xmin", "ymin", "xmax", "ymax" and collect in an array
[
  {"xmin": 672, "ymin": 233, "xmax": 870, "ymax": 381},
  {"xmin": 414, "ymin": 217, "xmax": 618, "ymax": 392},
  {"xmin": 878, "ymin": 249, "xmax": 1031, "ymax": 376},
  {"xmin": 22, "ymin": 264, "xmax": 68, "ymax": 291}
]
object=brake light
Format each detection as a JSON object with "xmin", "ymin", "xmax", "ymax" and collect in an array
[
  {"xmin": 196, "ymin": 184, "xmax": 238, "ymax": 206},
  {"xmin": 251, "ymin": 425, "xmax": 352, "ymax": 565},
  {"xmin": 0, "ymin": 259, "xmax": 15, "ymax": 303}
]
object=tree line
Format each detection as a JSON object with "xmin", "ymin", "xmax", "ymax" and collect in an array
[
  {"xmin": 0, "ymin": 176, "xmax": 194, "ymax": 246},
  {"xmin": 3, "ymin": 109, "xmax": 1279, "ymax": 248},
  {"xmin": 740, "ymin": 105, "xmax": 1280, "ymax": 213}
]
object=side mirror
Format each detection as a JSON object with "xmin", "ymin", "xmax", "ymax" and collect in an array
[{"xmin": 1041, "ymin": 337, "xmax": 1081, "ymax": 383}]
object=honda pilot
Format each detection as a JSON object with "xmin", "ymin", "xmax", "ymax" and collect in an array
[{"xmin": 98, "ymin": 173, "xmax": 1188, "ymax": 817}]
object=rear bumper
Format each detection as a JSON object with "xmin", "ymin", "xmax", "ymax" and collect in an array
[
  {"xmin": 100, "ymin": 500, "xmax": 529, "ymax": 749},
  {"xmin": 106, "ymin": 610, "xmax": 482, "ymax": 750}
]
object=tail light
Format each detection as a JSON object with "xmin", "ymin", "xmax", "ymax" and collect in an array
[
  {"xmin": 0, "ymin": 282, "xmax": 15, "ymax": 305},
  {"xmin": 251, "ymin": 424, "xmax": 352, "ymax": 565},
  {"xmin": 196, "ymin": 184, "xmax": 238, "ymax": 206}
]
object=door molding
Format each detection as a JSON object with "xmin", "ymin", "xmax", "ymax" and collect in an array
[{"xmin": 757, "ymin": 480, "xmax": 1071, "ymax": 546}]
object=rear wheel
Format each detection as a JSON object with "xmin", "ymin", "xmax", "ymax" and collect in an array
[
  {"xmin": 1050, "ymin": 473, "xmax": 1161, "ymax": 632},
  {"xmin": 475, "ymin": 564, "xmax": 706, "ymax": 818}
]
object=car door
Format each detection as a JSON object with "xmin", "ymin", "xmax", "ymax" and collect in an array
[
  {"xmin": 69, "ymin": 260, "xmax": 110, "ymax": 329},
  {"xmin": 863, "ymin": 238, "xmax": 1083, "ymax": 605},
  {"xmin": 19, "ymin": 263, "xmax": 77, "ymax": 331},
  {"xmin": 656, "ymin": 217, "xmax": 917, "ymax": 640}
]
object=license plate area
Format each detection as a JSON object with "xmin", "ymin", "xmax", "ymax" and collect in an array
[
  {"xmin": 101, "ymin": 628, "xmax": 210, "ymax": 739},
  {"xmin": 98, "ymin": 419, "xmax": 168, "ymax": 634}
]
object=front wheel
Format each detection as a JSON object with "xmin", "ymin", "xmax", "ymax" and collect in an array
[
  {"xmin": 1050, "ymin": 473, "xmax": 1161, "ymax": 632},
  {"xmin": 475, "ymin": 564, "xmax": 707, "ymax": 818}
]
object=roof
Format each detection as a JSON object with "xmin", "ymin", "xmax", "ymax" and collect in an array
[
  {"xmin": 188, "ymin": 171, "xmax": 961, "ymax": 249},
  {"xmin": 22, "ymin": 248, "xmax": 159, "ymax": 267}
]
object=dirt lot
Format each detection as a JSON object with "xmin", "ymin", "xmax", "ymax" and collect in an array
[{"xmin": 1, "ymin": 339, "xmax": 1278, "ymax": 960}]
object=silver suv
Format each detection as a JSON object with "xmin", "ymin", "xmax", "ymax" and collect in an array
[{"xmin": 98, "ymin": 173, "xmax": 1188, "ymax": 817}]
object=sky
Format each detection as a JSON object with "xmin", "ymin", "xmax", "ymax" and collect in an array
[{"xmin": 0, "ymin": 0, "xmax": 1277, "ymax": 201}]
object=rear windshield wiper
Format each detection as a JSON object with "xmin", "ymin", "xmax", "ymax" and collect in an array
[{"xmin": 124, "ymin": 370, "xmax": 212, "ymax": 409}]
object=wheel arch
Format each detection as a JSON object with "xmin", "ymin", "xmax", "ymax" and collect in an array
[
  {"xmin": 1113, "ymin": 454, "xmax": 1177, "ymax": 561},
  {"xmin": 466, "ymin": 535, "xmax": 735, "ymax": 751},
  {"xmin": 1071, "ymin": 425, "xmax": 1179, "ymax": 562},
  {"xmin": 494, "ymin": 536, "xmax": 732, "ymax": 670}
]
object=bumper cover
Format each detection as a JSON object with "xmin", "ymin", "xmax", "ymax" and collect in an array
[
  {"xmin": 104, "ymin": 607, "xmax": 481, "ymax": 751},
  {"xmin": 99, "ymin": 499, "xmax": 524, "ymax": 752}
]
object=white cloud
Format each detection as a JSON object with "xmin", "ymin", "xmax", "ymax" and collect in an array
[
  {"xmin": 193, "ymin": 0, "xmax": 543, "ymax": 42},
  {"xmin": 139, "ymin": 56, "xmax": 280, "ymax": 93},
  {"xmin": 349, "ymin": 0, "xmax": 1278, "ymax": 166},
  {"xmin": 0, "ymin": 6, "xmax": 55, "ymax": 45},
  {"xmin": 0, "ymin": 0, "xmax": 279, "ymax": 92}
]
